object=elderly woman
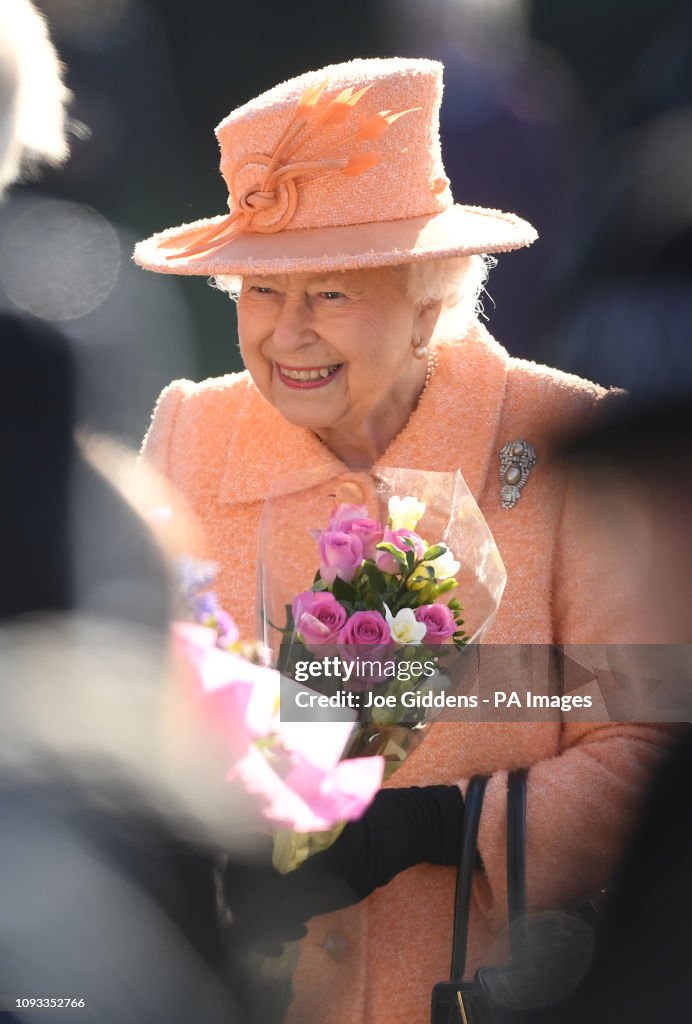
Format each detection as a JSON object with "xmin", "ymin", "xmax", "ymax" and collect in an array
[{"xmin": 135, "ymin": 58, "xmax": 671, "ymax": 1024}]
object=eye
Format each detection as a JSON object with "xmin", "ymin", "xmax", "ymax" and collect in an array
[
  {"xmin": 249, "ymin": 285, "xmax": 275, "ymax": 295},
  {"xmin": 319, "ymin": 291, "xmax": 346, "ymax": 301}
]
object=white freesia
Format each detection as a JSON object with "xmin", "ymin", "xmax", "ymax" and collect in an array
[
  {"xmin": 388, "ymin": 495, "xmax": 426, "ymax": 532},
  {"xmin": 425, "ymin": 546, "xmax": 460, "ymax": 581},
  {"xmin": 384, "ymin": 605, "xmax": 426, "ymax": 645}
]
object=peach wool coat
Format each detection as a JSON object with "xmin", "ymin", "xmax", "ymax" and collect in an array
[{"xmin": 142, "ymin": 322, "xmax": 671, "ymax": 1024}]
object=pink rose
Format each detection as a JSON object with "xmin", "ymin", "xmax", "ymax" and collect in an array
[
  {"xmin": 328, "ymin": 503, "xmax": 369, "ymax": 531},
  {"xmin": 338, "ymin": 610, "xmax": 392, "ymax": 684},
  {"xmin": 319, "ymin": 530, "xmax": 364, "ymax": 584},
  {"xmin": 375, "ymin": 527, "xmax": 426, "ymax": 574},
  {"xmin": 414, "ymin": 604, "xmax": 457, "ymax": 642},
  {"xmin": 346, "ymin": 517, "xmax": 384, "ymax": 560},
  {"xmin": 292, "ymin": 590, "xmax": 347, "ymax": 649},
  {"xmin": 338, "ymin": 610, "xmax": 391, "ymax": 647}
]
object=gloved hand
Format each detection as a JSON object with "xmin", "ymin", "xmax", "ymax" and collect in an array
[{"xmin": 224, "ymin": 784, "xmax": 464, "ymax": 949}]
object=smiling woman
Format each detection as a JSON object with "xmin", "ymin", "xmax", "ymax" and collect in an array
[{"xmin": 134, "ymin": 57, "xmax": 674, "ymax": 1024}]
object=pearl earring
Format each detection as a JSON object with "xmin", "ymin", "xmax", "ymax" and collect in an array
[{"xmin": 412, "ymin": 339, "xmax": 428, "ymax": 359}]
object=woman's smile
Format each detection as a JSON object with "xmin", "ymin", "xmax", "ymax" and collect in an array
[{"xmin": 276, "ymin": 362, "xmax": 344, "ymax": 388}]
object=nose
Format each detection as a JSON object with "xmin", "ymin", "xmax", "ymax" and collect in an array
[{"xmin": 272, "ymin": 294, "xmax": 317, "ymax": 354}]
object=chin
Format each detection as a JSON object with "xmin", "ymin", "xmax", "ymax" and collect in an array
[
  {"xmin": 275, "ymin": 407, "xmax": 334, "ymax": 433},
  {"xmin": 270, "ymin": 393, "xmax": 341, "ymax": 432}
]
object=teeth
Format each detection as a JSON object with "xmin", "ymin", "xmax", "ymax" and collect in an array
[{"xmin": 280, "ymin": 365, "xmax": 341, "ymax": 381}]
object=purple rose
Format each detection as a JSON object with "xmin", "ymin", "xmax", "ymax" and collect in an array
[
  {"xmin": 319, "ymin": 530, "xmax": 364, "ymax": 584},
  {"xmin": 338, "ymin": 610, "xmax": 392, "ymax": 685},
  {"xmin": 346, "ymin": 517, "xmax": 384, "ymax": 560},
  {"xmin": 292, "ymin": 591, "xmax": 347, "ymax": 649},
  {"xmin": 328, "ymin": 503, "xmax": 369, "ymax": 532},
  {"xmin": 414, "ymin": 604, "xmax": 457, "ymax": 642},
  {"xmin": 375, "ymin": 528, "xmax": 426, "ymax": 575}
]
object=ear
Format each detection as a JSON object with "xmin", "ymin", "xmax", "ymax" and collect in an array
[{"xmin": 415, "ymin": 299, "xmax": 442, "ymax": 345}]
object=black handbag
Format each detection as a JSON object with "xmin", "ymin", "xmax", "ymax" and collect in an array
[
  {"xmin": 431, "ymin": 768, "xmax": 580, "ymax": 1024},
  {"xmin": 432, "ymin": 769, "xmax": 598, "ymax": 1024}
]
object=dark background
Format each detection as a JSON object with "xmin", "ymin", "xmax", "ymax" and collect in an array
[{"xmin": 3, "ymin": 0, "xmax": 690, "ymax": 443}]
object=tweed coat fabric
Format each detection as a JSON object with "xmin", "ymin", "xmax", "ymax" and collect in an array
[{"xmin": 142, "ymin": 322, "xmax": 672, "ymax": 1024}]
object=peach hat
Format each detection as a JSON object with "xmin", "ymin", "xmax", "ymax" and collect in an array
[{"xmin": 133, "ymin": 57, "xmax": 537, "ymax": 277}]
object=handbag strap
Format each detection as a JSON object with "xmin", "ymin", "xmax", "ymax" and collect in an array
[
  {"xmin": 448, "ymin": 769, "xmax": 529, "ymax": 982},
  {"xmin": 449, "ymin": 774, "xmax": 488, "ymax": 982},
  {"xmin": 507, "ymin": 768, "xmax": 529, "ymax": 962},
  {"xmin": 507, "ymin": 767, "xmax": 528, "ymax": 923}
]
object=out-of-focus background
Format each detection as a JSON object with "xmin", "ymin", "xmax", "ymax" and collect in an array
[{"xmin": 2, "ymin": 0, "xmax": 691, "ymax": 445}]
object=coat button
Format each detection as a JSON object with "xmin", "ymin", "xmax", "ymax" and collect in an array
[
  {"xmin": 322, "ymin": 929, "xmax": 350, "ymax": 962},
  {"xmin": 335, "ymin": 481, "xmax": 365, "ymax": 505}
]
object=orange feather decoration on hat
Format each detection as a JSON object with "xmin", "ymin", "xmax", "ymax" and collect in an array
[{"xmin": 166, "ymin": 81, "xmax": 417, "ymax": 260}]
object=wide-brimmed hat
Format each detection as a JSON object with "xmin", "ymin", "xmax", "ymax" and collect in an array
[{"xmin": 134, "ymin": 57, "xmax": 537, "ymax": 277}]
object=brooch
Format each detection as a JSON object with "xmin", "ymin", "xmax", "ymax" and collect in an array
[{"xmin": 500, "ymin": 440, "xmax": 537, "ymax": 509}]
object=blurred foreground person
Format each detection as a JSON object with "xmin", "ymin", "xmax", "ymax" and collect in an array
[
  {"xmin": 553, "ymin": 396, "xmax": 692, "ymax": 1023},
  {"xmin": 0, "ymin": 310, "xmax": 251, "ymax": 1023},
  {"xmin": 0, "ymin": 9, "xmax": 242, "ymax": 1021}
]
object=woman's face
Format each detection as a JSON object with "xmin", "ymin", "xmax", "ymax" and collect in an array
[{"xmin": 236, "ymin": 268, "xmax": 437, "ymax": 439}]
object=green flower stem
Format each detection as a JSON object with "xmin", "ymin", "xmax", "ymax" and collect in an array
[{"xmin": 391, "ymin": 558, "xmax": 425, "ymax": 606}]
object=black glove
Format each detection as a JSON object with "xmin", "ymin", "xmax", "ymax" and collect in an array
[{"xmin": 224, "ymin": 784, "xmax": 464, "ymax": 948}]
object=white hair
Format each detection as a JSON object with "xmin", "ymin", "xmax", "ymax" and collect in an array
[
  {"xmin": 0, "ymin": 0, "xmax": 71, "ymax": 196},
  {"xmin": 210, "ymin": 274, "xmax": 242, "ymax": 301},
  {"xmin": 402, "ymin": 254, "xmax": 494, "ymax": 337}
]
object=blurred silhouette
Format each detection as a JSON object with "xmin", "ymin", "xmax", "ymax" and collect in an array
[
  {"xmin": 553, "ymin": 396, "xmax": 692, "ymax": 1023},
  {"xmin": 0, "ymin": 8, "xmax": 242, "ymax": 1022},
  {"xmin": 0, "ymin": 312, "xmax": 171, "ymax": 628},
  {"xmin": 0, "ymin": 292, "xmax": 247, "ymax": 1024}
]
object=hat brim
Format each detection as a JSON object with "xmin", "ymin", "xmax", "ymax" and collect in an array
[{"xmin": 133, "ymin": 203, "xmax": 537, "ymax": 277}]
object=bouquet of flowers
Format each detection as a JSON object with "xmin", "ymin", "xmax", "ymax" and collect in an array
[{"xmin": 255, "ymin": 468, "xmax": 505, "ymax": 871}]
